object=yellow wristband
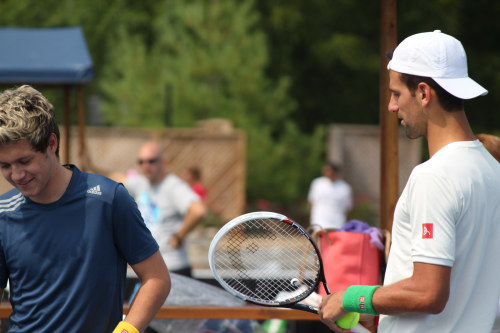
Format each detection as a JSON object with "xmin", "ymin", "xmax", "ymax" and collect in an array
[{"xmin": 113, "ymin": 321, "xmax": 139, "ymax": 333}]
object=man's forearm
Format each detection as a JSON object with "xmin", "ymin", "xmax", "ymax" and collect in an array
[
  {"xmin": 176, "ymin": 201, "xmax": 207, "ymax": 239},
  {"xmin": 126, "ymin": 251, "xmax": 171, "ymax": 332},
  {"xmin": 373, "ymin": 263, "xmax": 450, "ymax": 315},
  {"xmin": 124, "ymin": 277, "xmax": 171, "ymax": 332}
]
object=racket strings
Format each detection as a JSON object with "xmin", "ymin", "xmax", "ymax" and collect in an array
[{"xmin": 213, "ymin": 218, "xmax": 320, "ymax": 305}]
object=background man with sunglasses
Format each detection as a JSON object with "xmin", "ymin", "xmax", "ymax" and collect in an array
[{"xmin": 127, "ymin": 141, "xmax": 207, "ymax": 277}]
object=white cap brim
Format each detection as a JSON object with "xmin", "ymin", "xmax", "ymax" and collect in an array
[{"xmin": 433, "ymin": 76, "xmax": 488, "ymax": 99}]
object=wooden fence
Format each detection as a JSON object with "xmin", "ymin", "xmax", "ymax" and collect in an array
[{"xmin": 0, "ymin": 119, "xmax": 246, "ymax": 223}]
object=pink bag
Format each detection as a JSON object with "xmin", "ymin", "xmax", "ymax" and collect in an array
[{"xmin": 313, "ymin": 230, "xmax": 383, "ymax": 296}]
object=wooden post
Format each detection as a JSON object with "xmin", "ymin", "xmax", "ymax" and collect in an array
[
  {"xmin": 77, "ymin": 85, "xmax": 87, "ymax": 168},
  {"xmin": 380, "ymin": 0, "xmax": 398, "ymax": 231},
  {"xmin": 63, "ymin": 85, "xmax": 71, "ymax": 164}
]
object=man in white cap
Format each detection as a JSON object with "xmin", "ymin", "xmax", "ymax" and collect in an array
[{"xmin": 319, "ymin": 30, "xmax": 500, "ymax": 332}]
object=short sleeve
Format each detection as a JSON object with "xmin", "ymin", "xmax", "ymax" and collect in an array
[
  {"xmin": 169, "ymin": 178, "xmax": 200, "ymax": 215},
  {"xmin": 407, "ymin": 171, "xmax": 459, "ymax": 267}
]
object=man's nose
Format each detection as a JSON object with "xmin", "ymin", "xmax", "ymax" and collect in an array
[
  {"xmin": 388, "ymin": 96, "xmax": 398, "ymax": 113},
  {"xmin": 11, "ymin": 165, "xmax": 26, "ymax": 181}
]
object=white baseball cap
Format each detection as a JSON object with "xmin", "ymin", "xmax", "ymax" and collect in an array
[{"xmin": 387, "ymin": 30, "xmax": 487, "ymax": 99}]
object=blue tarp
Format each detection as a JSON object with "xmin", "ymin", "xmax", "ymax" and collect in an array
[{"xmin": 0, "ymin": 26, "xmax": 94, "ymax": 84}]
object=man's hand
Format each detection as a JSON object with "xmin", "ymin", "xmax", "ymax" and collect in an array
[
  {"xmin": 168, "ymin": 234, "xmax": 183, "ymax": 249},
  {"xmin": 318, "ymin": 291, "xmax": 352, "ymax": 332}
]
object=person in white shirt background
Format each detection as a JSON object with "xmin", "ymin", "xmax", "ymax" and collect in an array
[{"xmin": 307, "ymin": 163, "xmax": 353, "ymax": 230}]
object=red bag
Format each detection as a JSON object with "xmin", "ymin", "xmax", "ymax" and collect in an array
[{"xmin": 313, "ymin": 230, "xmax": 382, "ymax": 296}]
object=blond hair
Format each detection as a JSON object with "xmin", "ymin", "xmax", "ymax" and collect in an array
[{"xmin": 0, "ymin": 85, "xmax": 60, "ymax": 156}]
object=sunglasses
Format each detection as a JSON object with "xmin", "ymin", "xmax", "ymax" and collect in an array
[{"xmin": 137, "ymin": 158, "xmax": 160, "ymax": 165}]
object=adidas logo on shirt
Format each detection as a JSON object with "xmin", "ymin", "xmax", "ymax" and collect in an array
[{"xmin": 87, "ymin": 185, "xmax": 102, "ymax": 195}]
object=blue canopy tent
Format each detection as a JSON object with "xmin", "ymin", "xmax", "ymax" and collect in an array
[{"xmin": 0, "ymin": 26, "xmax": 94, "ymax": 163}]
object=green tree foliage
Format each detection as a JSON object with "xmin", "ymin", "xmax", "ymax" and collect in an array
[
  {"xmin": 98, "ymin": 0, "xmax": 325, "ymax": 205},
  {"xmin": 255, "ymin": 0, "xmax": 382, "ymax": 133},
  {"xmin": 99, "ymin": 27, "xmax": 167, "ymax": 127},
  {"xmin": 246, "ymin": 123, "xmax": 326, "ymax": 203},
  {"xmin": 2, "ymin": 0, "xmax": 500, "ymax": 209},
  {"xmin": 100, "ymin": 0, "xmax": 295, "ymax": 128},
  {"xmin": 256, "ymin": 0, "xmax": 500, "ymax": 134},
  {"xmin": 0, "ymin": 0, "xmax": 325, "ymax": 206}
]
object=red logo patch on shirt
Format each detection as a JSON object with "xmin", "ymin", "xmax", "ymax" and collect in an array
[{"xmin": 422, "ymin": 223, "xmax": 433, "ymax": 239}]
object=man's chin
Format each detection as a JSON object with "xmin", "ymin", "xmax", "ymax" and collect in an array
[
  {"xmin": 16, "ymin": 185, "xmax": 35, "ymax": 198},
  {"xmin": 405, "ymin": 130, "xmax": 423, "ymax": 140}
]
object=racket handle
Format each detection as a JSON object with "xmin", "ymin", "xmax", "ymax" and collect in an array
[
  {"xmin": 350, "ymin": 323, "xmax": 371, "ymax": 333},
  {"xmin": 292, "ymin": 304, "xmax": 367, "ymax": 332},
  {"xmin": 291, "ymin": 303, "xmax": 320, "ymax": 314},
  {"xmin": 298, "ymin": 292, "xmax": 365, "ymax": 332}
]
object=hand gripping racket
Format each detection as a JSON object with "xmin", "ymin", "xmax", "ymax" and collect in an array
[{"xmin": 208, "ymin": 211, "xmax": 365, "ymax": 331}]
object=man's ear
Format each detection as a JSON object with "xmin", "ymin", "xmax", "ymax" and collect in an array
[
  {"xmin": 417, "ymin": 82, "xmax": 432, "ymax": 106},
  {"xmin": 48, "ymin": 133, "xmax": 59, "ymax": 154}
]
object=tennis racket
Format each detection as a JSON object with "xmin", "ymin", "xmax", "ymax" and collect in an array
[{"xmin": 208, "ymin": 211, "xmax": 365, "ymax": 331}]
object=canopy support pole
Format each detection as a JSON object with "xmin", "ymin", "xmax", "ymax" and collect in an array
[
  {"xmin": 380, "ymin": 0, "xmax": 398, "ymax": 231},
  {"xmin": 63, "ymin": 85, "xmax": 71, "ymax": 164}
]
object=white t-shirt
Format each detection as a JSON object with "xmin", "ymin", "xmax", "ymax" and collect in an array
[
  {"xmin": 379, "ymin": 140, "xmax": 500, "ymax": 333},
  {"xmin": 307, "ymin": 176, "xmax": 353, "ymax": 229},
  {"xmin": 126, "ymin": 173, "xmax": 200, "ymax": 271}
]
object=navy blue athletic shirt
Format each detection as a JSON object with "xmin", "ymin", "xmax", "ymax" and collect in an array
[{"xmin": 0, "ymin": 166, "xmax": 159, "ymax": 332}]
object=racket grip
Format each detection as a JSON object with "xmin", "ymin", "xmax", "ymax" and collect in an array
[
  {"xmin": 350, "ymin": 323, "xmax": 371, "ymax": 333},
  {"xmin": 309, "ymin": 292, "xmax": 365, "ymax": 331},
  {"xmin": 294, "ymin": 296, "xmax": 367, "ymax": 332}
]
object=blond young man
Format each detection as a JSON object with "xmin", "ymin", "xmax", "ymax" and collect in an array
[{"xmin": 0, "ymin": 85, "xmax": 170, "ymax": 333}]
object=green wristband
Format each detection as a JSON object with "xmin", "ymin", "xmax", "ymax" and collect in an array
[{"xmin": 342, "ymin": 285, "xmax": 380, "ymax": 315}]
